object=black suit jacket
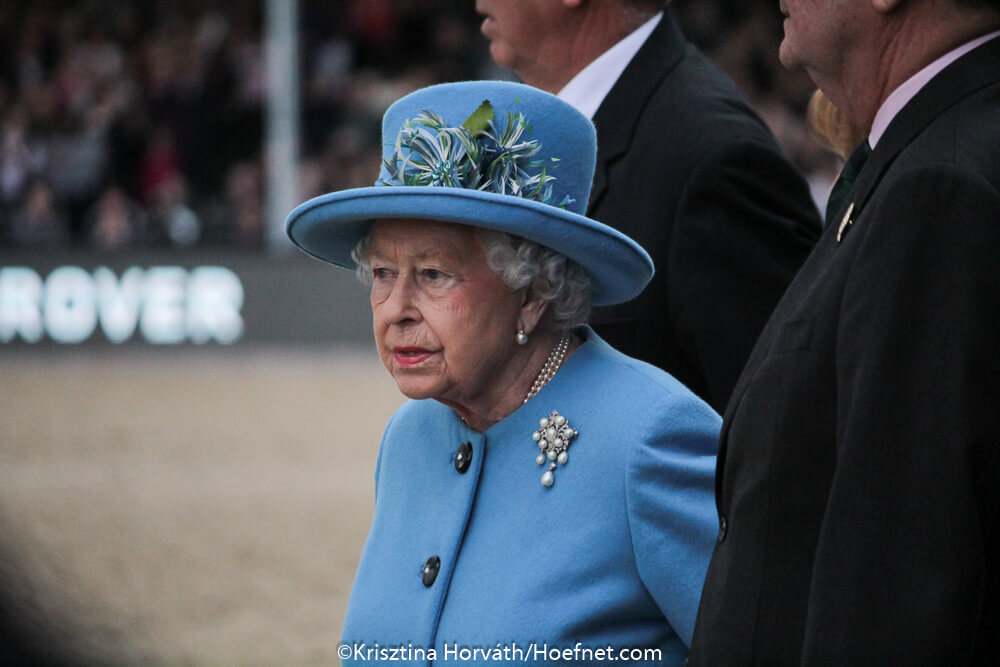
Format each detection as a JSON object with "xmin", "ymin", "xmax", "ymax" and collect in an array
[
  {"xmin": 690, "ymin": 36, "xmax": 1000, "ymax": 664},
  {"xmin": 588, "ymin": 13, "xmax": 821, "ymax": 413}
]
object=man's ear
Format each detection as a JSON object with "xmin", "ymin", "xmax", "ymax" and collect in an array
[
  {"xmin": 871, "ymin": 0, "xmax": 902, "ymax": 15},
  {"xmin": 518, "ymin": 289, "xmax": 550, "ymax": 336}
]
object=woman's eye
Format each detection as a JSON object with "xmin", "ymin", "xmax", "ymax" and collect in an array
[
  {"xmin": 372, "ymin": 267, "xmax": 393, "ymax": 280},
  {"xmin": 423, "ymin": 269, "xmax": 445, "ymax": 281}
]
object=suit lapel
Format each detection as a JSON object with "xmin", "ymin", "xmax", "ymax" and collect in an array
[{"xmin": 588, "ymin": 12, "xmax": 687, "ymax": 212}]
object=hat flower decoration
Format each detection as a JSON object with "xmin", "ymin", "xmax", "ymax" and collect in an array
[
  {"xmin": 285, "ymin": 80, "xmax": 653, "ymax": 306},
  {"xmin": 383, "ymin": 100, "xmax": 574, "ymax": 211}
]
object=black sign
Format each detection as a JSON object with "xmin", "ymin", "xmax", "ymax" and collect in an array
[{"xmin": 0, "ymin": 250, "xmax": 372, "ymax": 347}]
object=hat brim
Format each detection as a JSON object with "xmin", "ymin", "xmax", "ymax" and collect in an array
[{"xmin": 285, "ymin": 186, "xmax": 653, "ymax": 306}]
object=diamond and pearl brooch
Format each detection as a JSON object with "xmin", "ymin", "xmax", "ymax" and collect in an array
[{"xmin": 532, "ymin": 410, "xmax": 578, "ymax": 488}]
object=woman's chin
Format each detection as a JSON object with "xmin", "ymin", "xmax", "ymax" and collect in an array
[{"xmin": 392, "ymin": 376, "xmax": 443, "ymax": 401}]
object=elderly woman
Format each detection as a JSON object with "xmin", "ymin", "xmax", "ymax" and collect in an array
[{"xmin": 286, "ymin": 81, "xmax": 719, "ymax": 666}]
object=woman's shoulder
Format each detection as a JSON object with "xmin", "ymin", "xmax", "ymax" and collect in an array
[
  {"xmin": 572, "ymin": 328, "xmax": 718, "ymax": 414},
  {"xmin": 526, "ymin": 328, "xmax": 721, "ymax": 461}
]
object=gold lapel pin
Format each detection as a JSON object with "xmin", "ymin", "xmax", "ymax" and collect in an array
[{"xmin": 836, "ymin": 202, "xmax": 855, "ymax": 243}]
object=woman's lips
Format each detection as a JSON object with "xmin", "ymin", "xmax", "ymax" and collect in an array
[{"xmin": 393, "ymin": 347, "xmax": 434, "ymax": 367}]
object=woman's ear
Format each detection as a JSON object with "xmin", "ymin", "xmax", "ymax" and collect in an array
[{"xmin": 518, "ymin": 289, "xmax": 549, "ymax": 336}]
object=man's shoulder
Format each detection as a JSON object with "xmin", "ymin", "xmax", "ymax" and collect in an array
[
  {"xmin": 861, "ymin": 85, "xmax": 1000, "ymax": 250},
  {"xmin": 878, "ymin": 37, "xmax": 1000, "ymax": 184},
  {"xmin": 862, "ymin": 80, "xmax": 1000, "ymax": 224},
  {"xmin": 905, "ymin": 80, "xmax": 1000, "ymax": 178},
  {"xmin": 605, "ymin": 43, "xmax": 776, "ymax": 156}
]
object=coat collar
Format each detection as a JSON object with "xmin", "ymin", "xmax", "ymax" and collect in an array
[
  {"xmin": 588, "ymin": 12, "xmax": 687, "ymax": 211},
  {"xmin": 850, "ymin": 35, "xmax": 1000, "ymax": 219}
]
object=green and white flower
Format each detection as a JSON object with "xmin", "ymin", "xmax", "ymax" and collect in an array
[{"xmin": 381, "ymin": 100, "xmax": 574, "ymax": 209}]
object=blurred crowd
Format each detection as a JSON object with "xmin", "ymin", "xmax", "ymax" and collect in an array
[{"xmin": 0, "ymin": 0, "xmax": 835, "ymax": 252}]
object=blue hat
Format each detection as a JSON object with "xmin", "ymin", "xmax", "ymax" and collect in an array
[{"xmin": 285, "ymin": 80, "xmax": 653, "ymax": 306}]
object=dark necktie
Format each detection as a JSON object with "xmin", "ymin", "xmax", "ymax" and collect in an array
[{"xmin": 825, "ymin": 140, "xmax": 872, "ymax": 227}]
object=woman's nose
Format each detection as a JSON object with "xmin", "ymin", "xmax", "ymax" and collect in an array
[{"xmin": 379, "ymin": 275, "xmax": 421, "ymax": 324}]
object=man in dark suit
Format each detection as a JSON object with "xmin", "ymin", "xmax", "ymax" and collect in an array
[
  {"xmin": 691, "ymin": 0, "xmax": 1000, "ymax": 662},
  {"xmin": 476, "ymin": 0, "xmax": 822, "ymax": 413}
]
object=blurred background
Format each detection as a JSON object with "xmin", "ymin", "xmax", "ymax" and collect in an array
[{"xmin": 0, "ymin": 1, "xmax": 836, "ymax": 664}]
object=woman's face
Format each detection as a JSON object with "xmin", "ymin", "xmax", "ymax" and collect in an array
[{"xmin": 367, "ymin": 218, "xmax": 526, "ymax": 411}]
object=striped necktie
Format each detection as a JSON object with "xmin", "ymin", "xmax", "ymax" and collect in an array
[{"xmin": 825, "ymin": 140, "xmax": 872, "ymax": 227}]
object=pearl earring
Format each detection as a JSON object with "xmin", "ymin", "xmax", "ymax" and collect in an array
[{"xmin": 515, "ymin": 329, "xmax": 528, "ymax": 346}]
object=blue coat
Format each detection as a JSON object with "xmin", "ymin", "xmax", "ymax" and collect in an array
[{"xmin": 341, "ymin": 328, "xmax": 720, "ymax": 666}]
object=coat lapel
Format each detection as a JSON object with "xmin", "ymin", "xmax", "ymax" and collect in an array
[{"xmin": 588, "ymin": 12, "xmax": 687, "ymax": 212}]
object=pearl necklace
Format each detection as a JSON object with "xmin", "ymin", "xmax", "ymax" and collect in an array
[{"xmin": 523, "ymin": 333, "xmax": 571, "ymax": 404}]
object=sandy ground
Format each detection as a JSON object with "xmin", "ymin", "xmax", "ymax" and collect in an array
[{"xmin": 0, "ymin": 346, "xmax": 405, "ymax": 666}]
